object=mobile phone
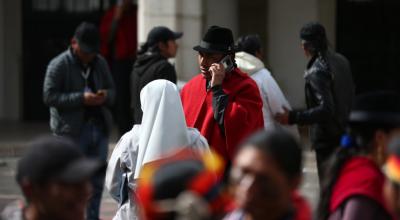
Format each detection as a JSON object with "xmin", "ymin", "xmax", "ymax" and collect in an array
[
  {"xmin": 97, "ymin": 90, "xmax": 106, "ymax": 96},
  {"xmin": 220, "ymin": 55, "xmax": 234, "ymax": 73}
]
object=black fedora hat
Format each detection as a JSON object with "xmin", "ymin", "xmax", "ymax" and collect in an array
[
  {"xmin": 193, "ymin": 26, "xmax": 236, "ymax": 54},
  {"xmin": 349, "ymin": 91, "xmax": 400, "ymax": 126}
]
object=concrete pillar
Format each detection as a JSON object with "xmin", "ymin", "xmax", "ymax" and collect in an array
[
  {"xmin": 318, "ymin": 0, "xmax": 336, "ymax": 48},
  {"xmin": 204, "ymin": 0, "xmax": 239, "ymax": 37},
  {"xmin": 267, "ymin": 0, "xmax": 336, "ymax": 108},
  {"xmin": 138, "ymin": 0, "xmax": 203, "ymax": 81},
  {"xmin": 176, "ymin": 0, "xmax": 203, "ymax": 80},
  {"xmin": 0, "ymin": 0, "xmax": 4, "ymax": 119},
  {"xmin": 267, "ymin": 0, "xmax": 318, "ymax": 108},
  {"xmin": 1, "ymin": 0, "xmax": 22, "ymax": 120}
]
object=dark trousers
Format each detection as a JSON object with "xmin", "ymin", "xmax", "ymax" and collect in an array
[
  {"xmin": 314, "ymin": 142, "xmax": 338, "ymax": 186},
  {"xmin": 111, "ymin": 59, "xmax": 134, "ymax": 136},
  {"xmin": 78, "ymin": 122, "xmax": 108, "ymax": 220}
]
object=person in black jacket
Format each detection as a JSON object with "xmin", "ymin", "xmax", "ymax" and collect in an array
[
  {"xmin": 43, "ymin": 22, "xmax": 115, "ymax": 220},
  {"xmin": 275, "ymin": 22, "xmax": 355, "ymax": 183},
  {"xmin": 131, "ymin": 26, "xmax": 183, "ymax": 124}
]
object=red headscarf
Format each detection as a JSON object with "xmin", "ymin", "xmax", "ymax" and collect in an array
[{"xmin": 330, "ymin": 156, "xmax": 389, "ymax": 213}]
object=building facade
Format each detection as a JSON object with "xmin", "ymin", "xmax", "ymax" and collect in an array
[{"xmin": 4, "ymin": 0, "xmax": 396, "ymax": 122}]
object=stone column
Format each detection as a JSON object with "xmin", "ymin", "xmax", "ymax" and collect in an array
[
  {"xmin": 318, "ymin": 0, "xmax": 336, "ymax": 48},
  {"xmin": 267, "ymin": 0, "xmax": 318, "ymax": 108},
  {"xmin": 138, "ymin": 0, "xmax": 203, "ymax": 81},
  {"xmin": 0, "ymin": 0, "xmax": 4, "ymax": 119},
  {"xmin": 0, "ymin": 0, "xmax": 22, "ymax": 121},
  {"xmin": 204, "ymin": 0, "xmax": 238, "ymax": 38}
]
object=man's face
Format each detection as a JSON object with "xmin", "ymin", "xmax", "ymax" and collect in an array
[
  {"xmin": 159, "ymin": 40, "xmax": 178, "ymax": 58},
  {"xmin": 301, "ymin": 40, "xmax": 313, "ymax": 59},
  {"xmin": 71, "ymin": 38, "xmax": 96, "ymax": 65},
  {"xmin": 32, "ymin": 180, "xmax": 92, "ymax": 220},
  {"xmin": 197, "ymin": 51, "xmax": 224, "ymax": 80},
  {"xmin": 231, "ymin": 147, "xmax": 292, "ymax": 219}
]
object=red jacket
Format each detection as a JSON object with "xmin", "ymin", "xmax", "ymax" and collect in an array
[
  {"xmin": 100, "ymin": 5, "xmax": 137, "ymax": 61},
  {"xmin": 180, "ymin": 68, "xmax": 264, "ymax": 160},
  {"xmin": 292, "ymin": 191, "xmax": 312, "ymax": 220}
]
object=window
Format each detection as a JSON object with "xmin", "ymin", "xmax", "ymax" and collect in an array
[{"xmin": 32, "ymin": 0, "xmax": 110, "ymax": 12}]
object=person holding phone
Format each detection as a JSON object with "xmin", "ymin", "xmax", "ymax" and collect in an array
[
  {"xmin": 180, "ymin": 26, "xmax": 264, "ymax": 161},
  {"xmin": 43, "ymin": 22, "xmax": 115, "ymax": 220}
]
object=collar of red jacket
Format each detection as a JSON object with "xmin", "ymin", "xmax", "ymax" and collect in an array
[{"xmin": 329, "ymin": 156, "xmax": 387, "ymax": 212}]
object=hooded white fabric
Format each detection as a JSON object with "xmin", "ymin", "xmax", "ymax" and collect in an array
[
  {"xmin": 235, "ymin": 51, "xmax": 265, "ymax": 75},
  {"xmin": 105, "ymin": 80, "xmax": 209, "ymax": 220},
  {"xmin": 235, "ymin": 51, "xmax": 300, "ymax": 138},
  {"xmin": 135, "ymin": 79, "xmax": 191, "ymax": 177}
]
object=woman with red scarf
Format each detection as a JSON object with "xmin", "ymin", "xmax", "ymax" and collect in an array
[{"xmin": 317, "ymin": 91, "xmax": 400, "ymax": 220}]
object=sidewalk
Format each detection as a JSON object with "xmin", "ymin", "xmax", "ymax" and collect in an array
[
  {"xmin": 0, "ymin": 121, "xmax": 120, "ymax": 157},
  {"xmin": 0, "ymin": 121, "xmax": 50, "ymax": 157},
  {"xmin": 0, "ymin": 121, "xmax": 319, "ymax": 217},
  {"xmin": 0, "ymin": 121, "xmax": 120, "ymax": 219}
]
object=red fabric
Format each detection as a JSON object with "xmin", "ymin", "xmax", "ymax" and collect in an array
[
  {"xmin": 100, "ymin": 5, "xmax": 137, "ymax": 61},
  {"xmin": 180, "ymin": 68, "xmax": 264, "ymax": 160},
  {"xmin": 329, "ymin": 156, "xmax": 389, "ymax": 213},
  {"xmin": 292, "ymin": 191, "xmax": 312, "ymax": 220}
]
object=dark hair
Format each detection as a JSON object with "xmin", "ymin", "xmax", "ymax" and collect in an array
[
  {"xmin": 137, "ymin": 41, "xmax": 165, "ymax": 55},
  {"xmin": 236, "ymin": 34, "xmax": 262, "ymax": 56},
  {"xmin": 240, "ymin": 129, "xmax": 302, "ymax": 180},
  {"xmin": 300, "ymin": 22, "xmax": 331, "ymax": 77},
  {"xmin": 138, "ymin": 26, "xmax": 182, "ymax": 56},
  {"xmin": 300, "ymin": 22, "xmax": 328, "ymax": 55}
]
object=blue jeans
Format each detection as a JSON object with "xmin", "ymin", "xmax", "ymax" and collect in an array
[{"xmin": 78, "ymin": 121, "xmax": 108, "ymax": 220}]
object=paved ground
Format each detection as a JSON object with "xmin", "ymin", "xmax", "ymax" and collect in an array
[
  {"xmin": 0, "ymin": 121, "xmax": 319, "ymax": 219},
  {"xmin": 0, "ymin": 157, "xmax": 119, "ymax": 219},
  {"xmin": 0, "ymin": 121, "xmax": 120, "ymax": 219}
]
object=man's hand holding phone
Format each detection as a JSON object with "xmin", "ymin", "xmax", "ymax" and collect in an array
[
  {"xmin": 97, "ymin": 89, "xmax": 107, "ymax": 97},
  {"xmin": 209, "ymin": 63, "xmax": 226, "ymax": 87},
  {"xmin": 209, "ymin": 55, "xmax": 234, "ymax": 87},
  {"xmin": 83, "ymin": 90, "xmax": 107, "ymax": 106},
  {"xmin": 95, "ymin": 89, "xmax": 107, "ymax": 104}
]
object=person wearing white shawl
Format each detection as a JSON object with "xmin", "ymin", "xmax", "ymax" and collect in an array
[
  {"xmin": 235, "ymin": 35, "xmax": 299, "ymax": 138},
  {"xmin": 105, "ymin": 79, "xmax": 209, "ymax": 220}
]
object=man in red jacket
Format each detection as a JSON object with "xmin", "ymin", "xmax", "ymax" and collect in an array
[{"xmin": 180, "ymin": 26, "xmax": 264, "ymax": 160}]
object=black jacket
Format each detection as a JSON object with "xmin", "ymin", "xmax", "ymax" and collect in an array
[
  {"xmin": 289, "ymin": 51, "xmax": 354, "ymax": 147},
  {"xmin": 131, "ymin": 52, "xmax": 177, "ymax": 124},
  {"xmin": 43, "ymin": 49, "xmax": 115, "ymax": 137}
]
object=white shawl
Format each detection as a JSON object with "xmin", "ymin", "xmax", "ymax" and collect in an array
[{"xmin": 134, "ymin": 79, "xmax": 191, "ymax": 178}]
